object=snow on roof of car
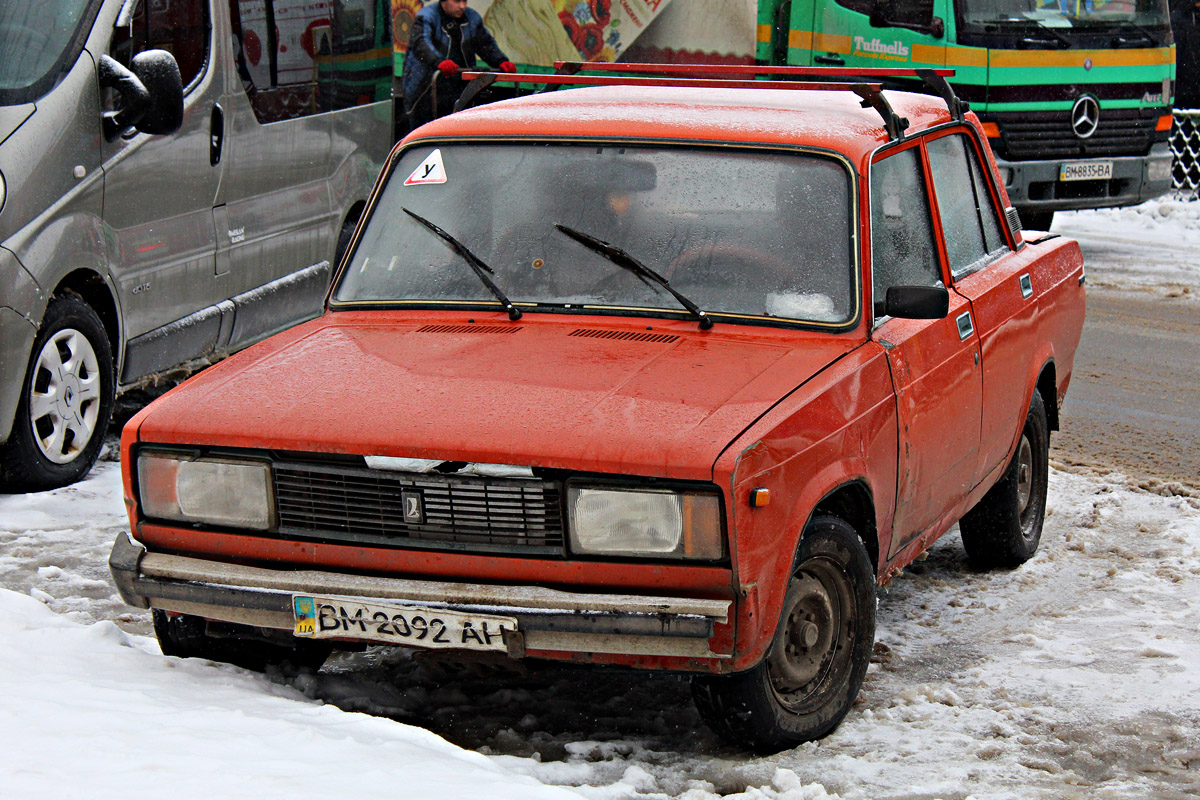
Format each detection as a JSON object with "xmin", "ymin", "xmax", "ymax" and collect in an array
[{"xmin": 405, "ymin": 85, "xmax": 955, "ymax": 164}]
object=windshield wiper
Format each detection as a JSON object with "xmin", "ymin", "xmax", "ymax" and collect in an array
[
  {"xmin": 554, "ymin": 223, "xmax": 713, "ymax": 330},
  {"xmin": 403, "ymin": 208, "xmax": 522, "ymax": 321}
]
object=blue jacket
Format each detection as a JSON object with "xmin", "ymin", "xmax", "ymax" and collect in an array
[{"xmin": 401, "ymin": 4, "xmax": 508, "ymax": 102}]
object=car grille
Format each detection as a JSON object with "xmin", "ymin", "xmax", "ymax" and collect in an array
[
  {"xmin": 991, "ymin": 110, "xmax": 1156, "ymax": 160},
  {"xmin": 273, "ymin": 461, "xmax": 565, "ymax": 555}
]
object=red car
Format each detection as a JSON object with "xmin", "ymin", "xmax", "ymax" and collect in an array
[{"xmin": 110, "ymin": 66, "xmax": 1086, "ymax": 751}]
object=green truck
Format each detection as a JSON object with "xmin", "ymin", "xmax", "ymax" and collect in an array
[
  {"xmin": 756, "ymin": 0, "xmax": 1175, "ymax": 228},
  {"xmin": 393, "ymin": 0, "xmax": 1173, "ymax": 229}
]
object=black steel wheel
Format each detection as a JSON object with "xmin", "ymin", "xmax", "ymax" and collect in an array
[
  {"xmin": 0, "ymin": 295, "xmax": 115, "ymax": 492},
  {"xmin": 153, "ymin": 610, "xmax": 331, "ymax": 672},
  {"xmin": 692, "ymin": 515, "xmax": 876, "ymax": 752},
  {"xmin": 959, "ymin": 390, "xmax": 1049, "ymax": 569}
]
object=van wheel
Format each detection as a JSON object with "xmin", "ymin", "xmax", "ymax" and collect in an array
[
  {"xmin": 691, "ymin": 515, "xmax": 876, "ymax": 752},
  {"xmin": 959, "ymin": 391, "xmax": 1049, "ymax": 569},
  {"xmin": 153, "ymin": 610, "xmax": 330, "ymax": 672},
  {"xmin": 0, "ymin": 296, "xmax": 114, "ymax": 492}
]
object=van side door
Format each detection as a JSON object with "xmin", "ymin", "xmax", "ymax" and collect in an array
[
  {"xmin": 211, "ymin": 0, "xmax": 341, "ymax": 348},
  {"xmin": 101, "ymin": 0, "xmax": 226, "ymax": 382},
  {"xmin": 870, "ymin": 141, "xmax": 984, "ymax": 560}
]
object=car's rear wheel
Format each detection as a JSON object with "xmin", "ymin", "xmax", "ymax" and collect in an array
[
  {"xmin": 691, "ymin": 515, "xmax": 875, "ymax": 752},
  {"xmin": 0, "ymin": 295, "xmax": 114, "ymax": 492},
  {"xmin": 153, "ymin": 610, "xmax": 331, "ymax": 672},
  {"xmin": 959, "ymin": 390, "xmax": 1049, "ymax": 569}
]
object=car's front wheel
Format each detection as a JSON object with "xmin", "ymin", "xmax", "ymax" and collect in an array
[
  {"xmin": 153, "ymin": 610, "xmax": 331, "ymax": 672},
  {"xmin": 691, "ymin": 515, "xmax": 876, "ymax": 752},
  {"xmin": 0, "ymin": 295, "xmax": 115, "ymax": 492}
]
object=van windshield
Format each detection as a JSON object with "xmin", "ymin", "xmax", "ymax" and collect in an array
[
  {"xmin": 334, "ymin": 143, "xmax": 857, "ymax": 328},
  {"xmin": 0, "ymin": 0, "xmax": 98, "ymax": 104}
]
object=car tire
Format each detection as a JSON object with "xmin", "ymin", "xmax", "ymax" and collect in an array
[
  {"xmin": 153, "ymin": 610, "xmax": 331, "ymax": 672},
  {"xmin": 959, "ymin": 390, "xmax": 1049, "ymax": 569},
  {"xmin": 0, "ymin": 295, "xmax": 115, "ymax": 492},
  {"xmin": 691, "ymin": 515, "xmax": 876, "ymax": 752},
  {"xmin": 1019, "ymin": 210, "xmax": 1054, "ymax": 232}
]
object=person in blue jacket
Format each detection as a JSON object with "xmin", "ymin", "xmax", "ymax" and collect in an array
[{"xmin": 402, "ymin": 0, "xmax": 515, "ymax": 130}]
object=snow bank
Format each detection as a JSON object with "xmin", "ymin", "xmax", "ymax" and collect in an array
[{"xmin": 0, "ymin": 585, "xmax": 575, "ymax": 800}]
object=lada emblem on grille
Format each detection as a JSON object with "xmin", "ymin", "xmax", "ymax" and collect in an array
[
  {"xmin": 401, "ymin": 491, "xmax": 424, "ymax": 524},
  {"xmin": 1071, "ymin": 95, "xmax": 1100, "ymax": 139}
]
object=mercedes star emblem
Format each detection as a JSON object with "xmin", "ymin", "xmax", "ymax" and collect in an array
[{"xmin": 1071, "ymin": 95, "xmax": 1100, "ymax": 139}]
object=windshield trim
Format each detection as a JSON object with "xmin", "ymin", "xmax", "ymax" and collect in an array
[
  {"xmin": 328, "ymin": 135, "xmax": 863, "ymax": 333},
  {"xmin": 0, "ymin": 0, "xmax": 105, "ymax": 106}
]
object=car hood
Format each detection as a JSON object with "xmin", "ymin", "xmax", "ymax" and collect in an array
[
  {"xmin": 134, "ymin": 312, "xmax": 860, "ymax": 481},
  {"xmin": 0, "ymin": 104, "xmax": 33, "ymax": 146}
]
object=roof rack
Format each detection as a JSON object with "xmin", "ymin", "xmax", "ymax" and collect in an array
[{"xmin": 456, "ymin": 63, "xmax": 964, "ymax": 142}]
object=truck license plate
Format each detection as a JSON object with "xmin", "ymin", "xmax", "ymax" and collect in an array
[
  {"xmin": 292, "ymin": 595, "xmax": 516, "ymax": 651},
  {"xmin": 1059, "ymin": 161, "xmax": 1113, "ymax": 182}
]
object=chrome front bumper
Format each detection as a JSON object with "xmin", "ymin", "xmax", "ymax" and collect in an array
[{"xmin": 109, "ymin": 533, "xmax": 732, "ymax": 660}]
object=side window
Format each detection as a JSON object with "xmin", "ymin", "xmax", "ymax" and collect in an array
[
  {"xmin": 110, "ymin": 0, "xmax": 210, "ymax": 89},
  {"xmin": 874, "ymin": 0, "xmax": 935, "ymax": 28},
  {"xmin": 230, "ymin": 0, "xmax": 390, "ymax": 124},
  {"xmin": 927, "ymin": 133, "xmax": 1007, "ymax": 276},
  {"xmin": 834, "ymin": 0, "xmax": 874, "ymax": 13},
  {"xmin": 870, "ymin": 148, "xmax": 941, "ymax": 316}
]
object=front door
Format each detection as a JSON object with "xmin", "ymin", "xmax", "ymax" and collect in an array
[
  {"xmin": 101, "ymin": 0, "xmax": 226, "ymax": 377},
  {"xmin": 869, "ymin": 143, "xmax": 983, "ymax": 556}
]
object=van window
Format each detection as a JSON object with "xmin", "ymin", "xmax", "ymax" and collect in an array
[
  {"xmin": 230, "ymin": 0, "xmax": 391, "ymax": 124},
  {"xmin": 109, "ymin": 0, "xmax": 210, "ymax": 89}
]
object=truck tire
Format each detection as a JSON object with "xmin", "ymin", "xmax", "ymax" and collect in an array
[
  {"xmin": 1019, "ymin": 210, "xmax": 1054, "ymax": 232},
  {"xmin": 691, "ymin": 515, "xmax": 876, "ymax": 752},
  {"xmin": 153, "ymin": 610, "xmax": 331, "ymax": 672},
  {"xmin": 959, "ymin": 391, "xmax": 1049, "ymax": 569},
  {"xmin": 0, "ymin": 295, "xmax": 115, "ymax": 492}
]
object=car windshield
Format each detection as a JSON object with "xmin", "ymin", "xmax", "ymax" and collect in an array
[
  {"xmin": 0, "ymin": 0, "xmax": 97, "ymax": 104},
  {"xmin": 333, "ymin": 143, "xmax": 857, "ymax": 327},
  {"xmin": 957, "ymin": 0, "xmax": 1170, "ymax": 30}
]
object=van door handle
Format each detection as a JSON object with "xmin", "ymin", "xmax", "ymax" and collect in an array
[
  {"xmin": 209, "ymin": 103, "xmax": 224, "ymax": 166},
  {"xmin": 814, "ymin": 54, "xmax": 845, "ymax": 66}
]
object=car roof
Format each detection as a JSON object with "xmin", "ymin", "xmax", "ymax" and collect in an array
[{"xmin": 406, "ymin": 85, "xmax": 956, "ymax": 165}]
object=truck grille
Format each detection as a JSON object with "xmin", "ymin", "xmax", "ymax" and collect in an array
[
  {"xmin": 273, "ymin": 461, "xmax": 565, "ymax": 555},
  {"xmin": 991, "ymin": 109, "xmax": 1156, "ymax": 160}
]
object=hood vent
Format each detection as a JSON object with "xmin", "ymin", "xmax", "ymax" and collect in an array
[
  {"xmin": 417, "ymin": 324, "xmax": 522, "ymax": 334},
  {"xmin": 569, "ymin": 329, "xmax": 679, "ymax": 344}
]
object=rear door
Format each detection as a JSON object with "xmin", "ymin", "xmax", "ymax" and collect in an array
[{"xmin": 869, "ymin": 141, "xmax": 983, "ymax": 558}]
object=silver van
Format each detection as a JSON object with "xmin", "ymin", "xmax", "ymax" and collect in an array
[{"xmin": 0, "ymin": 0, "xmax": 393, "ymax": 490}]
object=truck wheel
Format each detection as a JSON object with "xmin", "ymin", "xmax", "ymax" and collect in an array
[
  {"xmin": 691, "ymin": 515, "xmax": 876, "ymax": 752},
  {"xmin": 153, "ymin": 610, "xmax": 330, "ymax": 672},
  {"xmin": 959, "ymin": 391, "xmax": 1049, "ymax": 569},
  {"xmin": 0, "ymin": 295, "xmax": 115, "ymax": 492}
]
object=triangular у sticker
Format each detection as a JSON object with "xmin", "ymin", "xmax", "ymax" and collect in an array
[{"xmin": 404, "ymin": 149, "xmax": 448, "ymax": 185}]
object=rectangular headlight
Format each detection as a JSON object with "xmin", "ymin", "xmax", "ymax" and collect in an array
[
  {"xmin": 567, "ymin": 485, "xmax": 723, "ymax": 560},
  {"xmin": 137, "ymin": 451, "xmax": 274, "ymax": 530}
]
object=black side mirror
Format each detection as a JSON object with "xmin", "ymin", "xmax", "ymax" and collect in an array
[
  {"xmin": 881, "ymin": 285, "xmax": 950, "ymax": 320},
  {"xmin": 97, "ymin": 50, "xmax": 183, "ymax": 141},
  {"xmin": 129, "ymin": 50, "xmax": 184, "ymax": 135}
]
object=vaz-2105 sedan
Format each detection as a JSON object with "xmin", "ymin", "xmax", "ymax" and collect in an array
[{"xmin": 110, "ymin": 65, "xmax": 1086, "ymax": 751}]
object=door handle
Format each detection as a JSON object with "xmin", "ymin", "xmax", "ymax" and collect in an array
[
  {"xmin": 209, "ymin": 103, "xmax": 224, "ymax": 166},
  {"xmin": 814, "ymin": 54, "xmax": 845, "ymax": 66}
]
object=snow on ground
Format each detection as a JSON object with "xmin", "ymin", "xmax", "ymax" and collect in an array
[
  {"xmin": 2, "ymin": 204, "xmax": 1199, "ymax": 799},
  {"xmin": 1055, "ymin": 198, "xmax": 1200, "ymax": 300},
  {"xmin": 2, "ymin": 464, "xmax": 1197, "ymax": 799}
]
